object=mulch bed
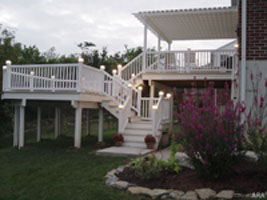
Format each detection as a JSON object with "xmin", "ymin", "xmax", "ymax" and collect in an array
[{"xmin": 117, "ymin": 161, "xmax": 267, "ymax": 193}]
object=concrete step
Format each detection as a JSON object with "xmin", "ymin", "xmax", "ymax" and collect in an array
[
  {"xmin": 123, "ymin": 142, "xmax": 147, "ymax": 149},
  {"xmin": 96, "ymin": 146, "xmax": 153, "ymax": 157},
  {"xmin": 124, "ymin": 128, "xmax": 153, "ymax": 136},
  {"xmin": 127, "ymin": 122, "xmax": 152, "ymax": 130},
  {"xmin": 124, "ymin": 135, "xmax": 145, "ymax": 143}
]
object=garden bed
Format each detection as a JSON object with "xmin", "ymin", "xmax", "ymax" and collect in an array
[{"xmin": 117, "ymin": 161, "xmax": 267, "ymax": 193}]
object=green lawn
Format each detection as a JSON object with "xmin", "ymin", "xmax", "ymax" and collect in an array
[{"xmin": 0, "ymin": 121, "xmax": 148, "ymax": 200}]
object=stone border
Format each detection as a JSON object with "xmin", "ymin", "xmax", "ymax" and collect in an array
[{"xmin": 105, "ymin": 166, "xmax": 267, "ymax": 200}]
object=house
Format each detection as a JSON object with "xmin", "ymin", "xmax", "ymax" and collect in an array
[{"xmin": 1, "ymin": 0, "xmax": 265, "ymax": 155}]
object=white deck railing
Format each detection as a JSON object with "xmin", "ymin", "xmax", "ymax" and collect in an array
[{"xmin": 145, "ymin": 50, "xmax": 237, "ymax": 73}]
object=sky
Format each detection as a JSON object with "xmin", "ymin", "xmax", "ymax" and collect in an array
[{"xmin": 0, "ymin": 0, "xmax": 234, "ymax": 56}]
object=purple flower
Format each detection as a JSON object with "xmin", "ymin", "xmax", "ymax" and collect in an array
[{"xmin": 250, "ymin": 72, "xmax": 254, "ymax": 81}]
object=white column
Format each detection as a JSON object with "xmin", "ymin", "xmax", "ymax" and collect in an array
[
  {"xmin": 86, "ymin": 109, "xmax": 90, "ymax": 136},
  {"xmin": 143, "ymin": 23, "xmax": 148, "ymax": 70},
  {"xmin": 18, "ymin": 105, "xmax": 25, "ymax": 149},
  {"xmin": 168, "ymin": 43, "xmax": 171, "ymax": 51},
  {"xmin": 98, "ymin": 107, "xmax": 104, "ymax": 143},
  {"xmin": 13, "ymin": 106, "xmax": 19, "ymax": 147},
  {"xmin": 150, "ymin": 81, "xmax": 155, "ymax": 98},
  {"xmin": 74, "ymin": 103, "xmax": 82, "ymax": 148},
  {"xmin": 157, "ymin": 37, "xmax": 161, "ymax": 52},
  {"xmin": 37, "ymin": 107, "xmax": 41, "ymax": 142},
  {"xmin": 241, "ymin": 0, "xmax": 247, "ymax": 104}
]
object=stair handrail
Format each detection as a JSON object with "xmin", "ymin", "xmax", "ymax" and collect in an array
[{"xmin": 118, "ymin": 94, "xmax": 132, "ymax": 133}]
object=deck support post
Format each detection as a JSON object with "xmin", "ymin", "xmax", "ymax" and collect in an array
[
  {"xmin": 143, "ymin": 22, "xmax": 148, "ymax": 70},
  {"xmin": 98, "ymin": 107, "xmax": 104, "ymax": 143},
  {"xmin": 168, "ymin": 43, "xmax": 172, "ymax": 51},
  {"xmin": 55, "ymin": 107, "xmax": 61, "ymax": 138},
  {"xmin": 74, "ymin": 103, "xmax": 82, "ymax": 148},
  {"xmin": 18, "ymin": 103, "xmax": 25, "ymax": 149},
  {"xmin": 86, "ymin": 109, "xmax": 91, "ymax": 136},
  {"xmin": 13, "ymin": 106, "xmax": 20, "ymax": 147},
  {"xmin": 37, "ymin": 107, "xmax": 41, "ymax": 142}
]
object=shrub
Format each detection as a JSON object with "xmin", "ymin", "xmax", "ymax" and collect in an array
[
  {"xmin": 112, "ymin": 134, "xmax": 124, "ymax": 142},
  {"xmin": 245, "ymin": 72, "xmax": 267, "ymax": 166},
  {"xmin": 171, "ymin": 81, "xmax": 245, "ymax": 179},
  {"xmin": 144, "ymin": 134, "xmax": 156, "ymax": 143}
]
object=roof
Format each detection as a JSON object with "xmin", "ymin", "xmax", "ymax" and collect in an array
[{"xmin": 134, "ymin": 6, "xmax": 238, "ymax": 43}]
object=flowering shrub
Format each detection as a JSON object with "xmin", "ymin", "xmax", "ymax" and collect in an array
[
  {"xmin": 144, "ymin": 134, "xmax": 156, "ymax": 143},
  {"xmin": 245, "ymin": 72, "xmax": 267, "ymax": 166},
  {"xmin": 112, "ymin": 134, "xmax": 124, "ymax": 142},
  {"xmin": 172, "ymin": 81, "xmax": 245, "ymax": 179}
]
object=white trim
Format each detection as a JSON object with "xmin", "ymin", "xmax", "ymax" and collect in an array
[{"xmin": 241, "ymin": 0, "xmax": 247, "ymax": 103}]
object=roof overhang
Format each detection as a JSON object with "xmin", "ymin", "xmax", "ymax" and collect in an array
[{"xmin": 134, "ymin": 6, "xmax": 238, "ymax": 43}]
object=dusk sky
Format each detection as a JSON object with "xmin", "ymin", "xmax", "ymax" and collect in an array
[{"xmin": 0, "ymin": 0, "xmax": 234, "ymax": 55}]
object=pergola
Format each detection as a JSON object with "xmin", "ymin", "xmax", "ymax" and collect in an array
[{"xmin": 134, "ymin": 6, "xmax": 238, "ymax": 51}]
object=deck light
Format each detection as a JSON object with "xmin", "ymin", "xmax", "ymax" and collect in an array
[
  {"xmin": 2, "ymin": 65, "xmax": 7, "ymax": 70},
  {"xmin": 112, "ymin": 69, "xmax": 117, "ymax": 75},
  {"xmin": 78, "ymin": 57, "xmax": 84, "ymax": 63},
  {"xmin": 117, "ymin": 64, "xmax": 122, "ymax": 70},
  {"xmin": 119, "ymin": 104, "xmax": 124, "ymax": 109},
  {"xmin": 100, "ymin": 65, "xmax": 105, "ymax": 70},
  {"xmin": 166, "ymin": 93, "xmax": 172, "ymax": 99},
  {"xmin": 152, "ymin": 105, "xmax": 158, "ymax": 110},
  {"xmin": 159, "ymin": 91, "xmax": 164, "ymax": 96},
  {"xmin": 127, "ymin": 83, "xmax": 133, "ymax": 87},
  {"xmin": 138, "ymin": 86, "xmax": 143, "ymax": 91},
  {"xmin": 131, "ymin": 73, "xmax": 135, "ymax": 78},
  {"xmin": 234, "ymin": 44, "xmax": 239, "ymax": 48},
  {"xmin": 30, "ymin": 71, "xmax": 35, "ymax": 76},
  {"xmin": 51, "ymin": 75, "xmax": 55, "ymax": 79},
  {"xmin": 5, "ymin": 60, "xmax": 11, "ymax": 65}
]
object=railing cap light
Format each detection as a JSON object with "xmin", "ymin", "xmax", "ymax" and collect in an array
[
  {"xmin": 166, "ymin": 93, "xmax": 171, "ymax": 99},
  {"xmin": 30, "ymin": 71, "xmax": 35, "ymax": 75},
  {"xmin": 131, "ymin": 73, "xmax": 135, "ymax": 78},
  {"xmin": 5, "ymin": 60, "xmax": 11, "ymax": 65},
  {"xmin": 152, "ymin": 105, "xmax": 158, "ymax": 110},
  {"xmin": 119, "ymin": 104, "xmax": 124, "ymax": 109},
  {"xmin": 78, "ymin": 57, "xmax": 84, "ymax": 63},
  {"xmin": 117, "ymin": 64, "xmax": 122, "ymax": 69},
  {"xmin": 138, "ymin": 86, "xmax": 143, "ymax": 91},
  {"xmin": 234, "ymin": 44, "xmax": 239, "ymax": 48},
  {"xmin": 51, "ymin": 75, "xmax": 55, "ymax": 79},
  {"xmin": 159, "ymin": 91, "xmax": 164, "ymax": 96},
  {"xmin": 112, "ymin": 69, "xmax": 117, "ymax": 75},
  {"xmin": 2, "ymin": 65, "xmax": 7, "ymax": 70},
  {"xmin": 100, "ymin": 65, "xmax": 105, "ymax": 70},
  {"xmin": 127, "ymin": 83, "xmax": 133, "ymax": 88}
]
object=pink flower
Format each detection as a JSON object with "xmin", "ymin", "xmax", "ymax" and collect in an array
[
  {"xmin": 193, "ymin": 76, "xmax": 196, "ymax": 80},
  {"xmin": 204, "ymin": 77, "xmax": 207, "ymax": 81},
  {"xmin": 265, "ymin": 80, "xmax": 267, "ymax": 88},
  {"xmin": 250, "ymin": 72, "xmax": 254, "ymax": 81}
]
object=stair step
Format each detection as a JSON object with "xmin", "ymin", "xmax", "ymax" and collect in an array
[
  {"xmin": 127, "ymin": 122, "xmax": 152, "ymax": 130},
  {"xmin": 124, "ymin": 135, "xmax": 145, "ymax": 143},
  {"xmin": 123, "ymin": 142, "xmax": 147, "ymax": 149},
  {"xmin": 124, "ymin": 128, "xmax": 152, "ymax": 136}
]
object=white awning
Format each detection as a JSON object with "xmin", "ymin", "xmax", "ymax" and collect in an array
[{"xmin": 134, "ymin": 7, "xmax": 238, "ymax": 43}]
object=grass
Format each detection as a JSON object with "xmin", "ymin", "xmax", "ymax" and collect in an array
[{"xmin": 0, "ymin": 120, "xmax": 149, "ymax": 200}]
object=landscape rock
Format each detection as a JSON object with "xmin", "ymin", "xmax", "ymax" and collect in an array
[
  {"xmin": 111, "ymin": 181, "xmax": 129, "ymax": 190},
  {"xmin": 216, "ymin": 190, "xmax": 234, "ymax": 199},
  {"xmin": 105, "ymin": 176, "xmax": 118, "ymax": 186},
  {"xmin": 244, "ymin": 151, "xmax": 258, "ymax": 162},
  {"xmin": 175, "ymin": 152, "xmax": 195, "ymax": 170},
  {"xmin": 105, "ymin": 169, "xmax": 116, "ymax": 178},
  {"xmin": 233, "ymin": 193, "xmax": 244, "ymax": 198},
  {"xmin": 161, "ymin": 194, "xmax": 171, "ymax": 199},
  {"xmin": 128, "ymin": 186, "xmax": 153, "ymax": 197},
  {"xmin": 195, "ymin": 188, "xmax": 216, "ymax": 199},
  {"xmin": 169, "ymin": 190, "xmax": 185, "ymax": 199},
  {"xmin": 151, "ymin": 189, "xmax": 169, "ymax": 199},
  {"xmin": 181, "ymin": 191, "xmax": 198, "ymax": 200}
]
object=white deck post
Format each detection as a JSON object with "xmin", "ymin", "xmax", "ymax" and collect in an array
[
  {"xmin": 86, "ymin": 109, "xmax": 90, "ymax": 136},
  {"xmin": 74, "ymin": 103, "xmax": 82, "ymax": 148},
  {"xmin": 241, "ymin": 0, "xmax": 247, "ymax": 104},
  {"xmin": 18, "ymin": 104, "xmax": 25, "ymax": 149},
  {"xmin": 143, "ymin": 22, "xmax": 148, "ymax": 71},
  {"xmin": 13, "ymin": 106, "xmax": 19, "ymax": 147},
  {"xmin": 168, "ymin": 43, "xmax": 172, "ymax": 51},
  {"xmin": 55, "ymin": 107, "xmax": 60, "ymax": 138},
  {"xmin": 37, "ymin": 107, "xmax": 41, "ymax": 142},
  {"xmin": 98, "ymin": 107, "xmax": 104, "ymax": 143}
]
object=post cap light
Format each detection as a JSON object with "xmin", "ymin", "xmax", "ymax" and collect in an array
[
  {"xmin": 166, "ymin": 93, "xmax": 172, "ymax": 99},
  {"xmin": 117, "ymin": 64, "xmax": 122, "ymax": 69},
  {"xmin": 78, "ymin": 57, "xmax": 84, "ymax": 63},
  {"xmin": 30, "ymin": 71, "xmax": 35, "ymax": 76},
  {"xmin": 138, "ymin": 86, "xmax": 143, "ymax": 91},
  {"xmin": 5, "ymin": 60, "xmax": 11, "ymax": 65},
  {"xmin": 152, "ymin": 105, "xmax": 158, "ymax": 110},
  {"xmin": 131, "ymin": 73, "xmax": 135, "ymax": 78},
  {"xmin": 127, "ymin": 83, "xmax": 132, "ymax": 88},
  {"xmin": 119, "ymin": 104, "xmax": 124, "ymax": 109},
  {"xmin": 2, "ymin": 65, "xmax": 7, "ymax": 70},
  {"xmin": 51, "ymin": 75, "xmax": 55, "ymax": 79},
  {"xmin": 234, "ymin": 44, "xmax": 239, "ymax": 48},
  {"xmin": 100, "ymin": 65, "xmax": 105, "ymax": 70},
  {"xmin": 112, "ymin": 69, "xmax": 117, "ymax": 75},
  {"xmin": 159, "ymin": 91, "xmax": 164, "ymax": 96}
]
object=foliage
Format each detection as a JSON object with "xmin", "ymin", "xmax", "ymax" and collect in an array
[
  {"xmin": 245, "ymin": 71, "xmax": 267, "ymax": 165},
  {"xmin": 144, "ymin": 134, "xmax": 156, "ymax": 143},
  {"xmin": 171, "ymin": 81, "xmax": 245, "ymax": 179},
  {"xmin": 112, "ymin": 134, "xmax": 124, "ymax": 142}
]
